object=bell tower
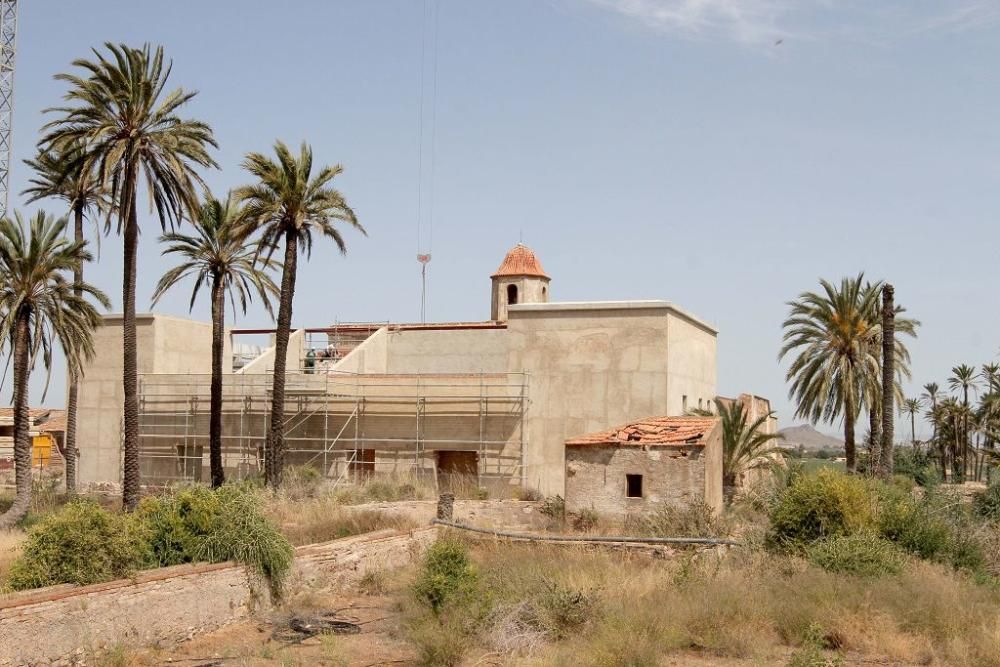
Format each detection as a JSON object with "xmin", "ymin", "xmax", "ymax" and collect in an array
[{"xmin": 490, "ymin": 243, "xmax": 550, "ymax": 321}]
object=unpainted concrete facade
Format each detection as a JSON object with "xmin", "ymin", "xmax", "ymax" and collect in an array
[{"xmin": 76, "ymin": 245, "xmax": 720, "ymax": 499}]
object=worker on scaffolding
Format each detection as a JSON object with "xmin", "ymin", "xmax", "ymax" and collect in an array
[{"xmin": 305, "ymin": 348, "xmax": 316, "ymax": 374}]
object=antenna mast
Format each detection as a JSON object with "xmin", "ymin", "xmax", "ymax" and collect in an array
[{"xmin": 0, "ymin": 0, "xmax": 16, "ymax": 217}]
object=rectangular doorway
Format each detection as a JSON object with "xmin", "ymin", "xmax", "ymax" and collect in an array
[
  {"xmin": 349, "ymin": 448, "xmax": 375, "ymax": 480},
  {"xmin": 436, "ymin": 450, "xmax": 478, "ymax": 492}
]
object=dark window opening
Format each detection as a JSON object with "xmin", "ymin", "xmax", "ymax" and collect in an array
[
  {"xmin": 626, "ymin": 474, "xmax": 643, "ymax": 498},
  {"xmin": 507, "ymin": 284, "xmax": 519, "ymax": 305},
  {"xmin": 542, "ymin": 286, "xmax": 547, "ymax": 299},
  {"xmin": 349, "ymin": 448, "xmax": 375, "ymax": 480}
]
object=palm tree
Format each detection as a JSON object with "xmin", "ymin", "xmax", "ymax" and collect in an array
[
  {"xmin": 878, "ymin": 284, "xmax": 895, "ymax": 480},
  {"xmin": 902, "ymin": 398, "xmax": 923, "ymax": 448},
  {"xmin": 22, "ymin": 141, "xmax": 110, "ymax": 493},
  {"xmin": 922, "ymin": 381, "xmax": 941, "ymax": 442},
  {"xmin": 712, "ymin": 399, "xmax": 783, "ymax": 503},
  {"xmin": 235, "ymin": 141, "xmax": 364, "ymax": 487},
  {"xmin": 0, "ymin": 212, "xmax": 109, "ymax": 528},
  {"xmin": 949, "ymin": 364, "xmax": 979, "ymax": 481},
  {"xmin": 780, "ymin": 275, "xmax": 883, "ymax": 473},
  {"xmin": 152, "ymin": 194, "xmax": 279, "ymax": 487},
  {"xmin": 981, "ymin": 362, "xmax": 1000, "ymax": 392},
  {"xmin": 41, "ymin": 43, "xmax": 217, "ymax": 510}
]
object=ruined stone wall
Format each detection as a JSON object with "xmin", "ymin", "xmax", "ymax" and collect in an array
[
  {"xmin": 564, "ymin": 445, "xmax": 707, "ymax": 515},
  {"xmin": 0, "ymin": 527, "xmax": 437, "ymax": 666}
]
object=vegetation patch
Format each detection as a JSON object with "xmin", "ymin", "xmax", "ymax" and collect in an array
[{"xmin": 805, "ymin": 532, "xmax": 906, "ymax": 577}]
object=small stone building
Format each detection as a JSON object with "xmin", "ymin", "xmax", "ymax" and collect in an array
[{"xmin": 564, "ymin": 416, "xmax": 723, "ymax": 516}]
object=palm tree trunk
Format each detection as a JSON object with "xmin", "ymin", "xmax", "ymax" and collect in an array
[
  {"xmin": 209, "ymin": 273, "xmax": 225, "ymax": 488},
  {"xmin": 879, "ymin": 284, "xmax": 895, "ymax": 480},
  {"xmin": 0, "ymin": 311, "xmax": 33, "ymax": 528},
  {"xmin": 266, "ymin": 227, "xmax": 298, "ymax": 487},
  {"xmin": 869, "ymin": 406, "xmax": 880, "ymax": 474},
  {"xmin": 62, "ymin": 202, "xmax": 85, "ymax": 494},
  {"xmin": 122, "ymin": 174, "xmax": 141, "ymax": 511},
  {"xmin": 910, "ymin": 413, "xmax": 915, "ymax": 448},
  {"xmin": 845, "ymin": 393, "xmax": 857, "ymax": 473}
]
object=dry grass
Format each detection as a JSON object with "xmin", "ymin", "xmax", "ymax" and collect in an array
[
  {"xmin": 0, "ymin": 529, "xmax": 26, "ymax": 590},
  {"xmin": 263, "ymin": 493, "xmax": 417, "ymax": 546},
  {"xmin": 401, "ymin": 538, "xmax": 1000, "ymax": 667}
]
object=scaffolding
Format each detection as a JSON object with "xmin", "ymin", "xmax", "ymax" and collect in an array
[{"xmin": 137, "ymin": 369, "xmax": 527, "ymax": 490}]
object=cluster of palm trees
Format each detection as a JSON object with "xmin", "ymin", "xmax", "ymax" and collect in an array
[
  {"xmin": 780, "ymin": 274, "xmax": 919, "ymax": 477},
  {"xmin": 902, "ymin": 365, "xmax": 1000, "ymax": 483},
  {"xmin": 0, "ymin": 43, "xmax": 363, "ymax": 527}
]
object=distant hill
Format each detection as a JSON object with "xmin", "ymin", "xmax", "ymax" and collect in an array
[{"xmin": 778, "ymin": 424, "xmax": 845, "ymax": 452}]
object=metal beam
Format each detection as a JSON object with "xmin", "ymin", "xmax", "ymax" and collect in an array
[{"xmin": 0, "ymin": 0, "xmax": 17, "ymax": 216}]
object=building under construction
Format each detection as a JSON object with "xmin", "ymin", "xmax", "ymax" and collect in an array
[{"xmin": 76, "ymin": 245, "xmax": 720, "ymax": 496}]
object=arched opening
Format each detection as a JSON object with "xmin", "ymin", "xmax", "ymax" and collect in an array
[
  {"xmin": 542, "ymin": 285, "xmax": 547, "ymax": 300},
  {"xmin": 507, "ymin": 284, "xmax": 519, "ymax": 306}
]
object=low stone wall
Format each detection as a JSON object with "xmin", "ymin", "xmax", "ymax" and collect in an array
[
  {"xmin": 0, "ymin": 527, "xmax": 437, "ymax": 666},
  {"xmin": 351, "ymin": 499, "xmax": 546, "ymax": 530}
]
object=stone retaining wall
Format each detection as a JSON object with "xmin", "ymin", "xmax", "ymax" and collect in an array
[{"xmin": 0, "ymin": 527, "xmax": 438, "ymax": 666}]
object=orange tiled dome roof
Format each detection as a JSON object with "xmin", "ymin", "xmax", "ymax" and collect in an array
[{"xmin": 491, "ymin": 244, "xmax": 549, "ymax": 279}]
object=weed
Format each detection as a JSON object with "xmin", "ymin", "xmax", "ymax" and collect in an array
[{"xmin": 806, "ymin": 532, "xmax": 906, "ymax": 577}]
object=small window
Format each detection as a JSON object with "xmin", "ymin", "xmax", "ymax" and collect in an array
[
  {"xmin": 682, "ymin": 395, "xmax": 688, "ymax": 412},
  {"xmin": 698, "ymin": 398, "xmax": 703, "ymax": 410},
  {"xmin": 507, "ymin": 283, "xmax": 519, "ymax": 306},
  {"xmin": 542, "ymin": 285, "xmax": 547, "ymax": 299},
  {"xmin": 626, "ymin": 474, "xmax": 643, "ymax": 498}
]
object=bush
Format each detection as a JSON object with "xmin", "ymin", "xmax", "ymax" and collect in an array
[
  {"xmin": 806, "ymin": 532, "xmax": 906, "ymax": 577},
  {"xmin": 6, "ymin": 500, "xmax": 147, "ymax": 590},
  {"xmin": 875, "ymin": 486, "xmax": 950, "ymax": 561},
  {"xmin": 974, "ymin": 483, "xmax": 1000, "ymax": 522},
  {"xmin": 768, "ymin": 470, "xmax": 874, "ymax": 549},
  {"xmin": 570, "ymin": 509, "xmax": 599, "ymax": 532},
  {"xmin": 136, "ymin": 486, "xmax": 224, "ymax": 566},
  {"xmin": 413, "ymin": 537, "xmax": 477, "ymax": 615}
]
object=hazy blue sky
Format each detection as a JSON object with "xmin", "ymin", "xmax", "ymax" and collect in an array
[{"xmin": 5, "ymin": 0, "xmax": 1000, "ymax": 438}]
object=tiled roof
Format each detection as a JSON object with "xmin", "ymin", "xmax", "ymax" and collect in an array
[
  {"xmin": 0, "ymin": 408, "xmax": 55, "ymax": 422},
  {"xmin": 566, "ymin": 416, "xmax": 719, "ymax": 447},
  {"xmin": 491, "ymin": 244, "xmax": 549, "ymax": 279},
  {"xmin": 38, "ymin": 410, "xmax": 67, "ymax": 433}
]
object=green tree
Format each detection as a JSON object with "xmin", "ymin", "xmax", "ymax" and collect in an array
[
  {"xmin": 22, "ymin": 141, "xmax": 110, "ymax": 493},
  {"xmin": 713, "ymin": 399, "xmax": 783, "ymax": 503},
  {"xmin": 235, "ymin": 141, "xmax": 364, "ymax": 487},
  {"xmin": 0, "ymin": 212, "xmax": 109, "ymax": 528},
  {"xmin": 948, "ymin": 364, "xmax": 979, "ymax": 481},
  {"xmin": 41, "ymin": 43, "xmax": 217, "ymax": 510},
  {"xmin": 901, "ymin": 398, "xmax": 923, "ymax": 449},
  {"xmin": 152, "ymin": 194, "xmax": 279, "ymax": 487},
  {"xmin": 780, "ymin": 275, "xmax": 882, "ymax": 473}
]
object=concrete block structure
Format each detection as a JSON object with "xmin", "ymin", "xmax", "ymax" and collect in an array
[
  {"xmin": 75, "ymin": 243, "xmax": 721, "ymax": 499},
  {"xmin": 564, "ymin": 416, "xmax": 723, "ymax": 515}
]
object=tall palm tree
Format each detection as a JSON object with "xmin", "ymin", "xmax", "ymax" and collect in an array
[
  {"xmin": 712, "ymin": 399, "xmax": 783, "ymax": 503},
  {"xmin": 982, "ymin": 363, "xmax": 1000, "ymax": 394},
  {"xmin": 152, "ymin": 194, "xmax": 279, "ymax": 487},
  {"xmin": 235, "ymin": 141, "xmax": 364, "ymax": 487},
  {"xmin": 780, "ymin": 275, "xmax": 882, "ymax": 473},
  {"xmin": 949, "ymin": 364, "xmax": 979, "ymax": 481},
  {"xmin": 22, "ymin": 141, "xmax": 110, "ymax": 493},
  {"xmin": 878, "ymin": 284, "xmax": 895, "ymax": 480},
  {"xmin": 0, "ymin": 212, "xmax": 109, "ymax": 528},
  {"xmin": 922, "ymin": 381, "xmax": 941, "ymax": 442},
  {"xmin": 40, "ymin": 43, "xmax": 217, "ymax": 510},
  {"xmin": 902, "ymin": 398, "xmax": 923, "ymax": 448}
]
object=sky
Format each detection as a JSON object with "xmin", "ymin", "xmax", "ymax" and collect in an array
[{"xmin": 4, "ymin": 0, "xmax": 1000, "ymax": 439}]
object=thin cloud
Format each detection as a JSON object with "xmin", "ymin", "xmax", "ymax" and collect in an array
[{"xmin": 584, "ymin": 0, "xmax": 1000, "ymax": 45}]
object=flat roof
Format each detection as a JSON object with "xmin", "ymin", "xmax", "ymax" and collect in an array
[{"xmin": 508, "ymin": 300, "xmax": 718, "ymax": 334}]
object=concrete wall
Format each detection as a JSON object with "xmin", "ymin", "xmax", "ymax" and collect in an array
[
  {"xmin": 237, "ymin": 328, "xmax": 305, "ymax": 374},
  {"xmin": 76, "ymin": 314, "xmax": 224, "ymax": 485},
  {"xmin": 666, "ymin": 310, "xmax": 718, "ymax": 415},
  {"xmin": 506, "ymin": 301, "xmax": 717, "ymax": 496},
  {"xmin": 0, "ymin": 528, "xmax": 437, "ymax": 666},
  {"xmin": 330, "ymin": 327, "xmax": 389, "ymax": 374},
  {"xmin": 564, "ymin": 445, "xmax": 708, "ymax": 515},
  {"xmin": 383, "ymin": 328, "xmax": 508, "ymax": 374}
]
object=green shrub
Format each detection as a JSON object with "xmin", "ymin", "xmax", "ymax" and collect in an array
[
  {"xmin": 571, "ymin": 509, "xmax": 600, "ymax": 532},
  {"xmin": 974, "ymin": 483, "xmax": 1000, "ymax": 522},
  {"xmin": 6, "ymin": 500, "xmax": 147, "ymax": 590},
  {"xmin": 806, "ymin": 532, "xmax": 906, "ymax": 577},
  {"xmin": 768, "ymin": 470, "xmax": 874, "ymax": 549},
  {"xmin": 194, "ymin": 486, "xmax": 294, "ymax": 599},
  {"xmin": 874, "ymin": 486, "xmax": 950, "ymax": 561},
  {"xmin": 537, "ymin": 578, "xmax": 599, "ymax": 638},
  {"xmin": 892, "ymin": 448, "xmax": 940, "ymax": 487},
  {"xmin": 136, "ymin": 486, "xmax": 223, "ymax": 566},
  {"xmin": 413, "ymin": 537, "xmax": 477, "ymax": 615}
]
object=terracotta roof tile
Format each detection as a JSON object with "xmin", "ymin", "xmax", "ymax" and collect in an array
[
  {"xmin": 0, "ymin": 408, "xmax": 55, "ymax": 422},
  {"xmin": 566, "ymin": 416, "xmax": 719, "ymax": 447},
  {"xmin": 491, "ymin": 244, "xmax": 549, "ymax": 279},
  {"xmin": 38, "ymin": 410, "xmax": 67, "ymax": 433}
]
